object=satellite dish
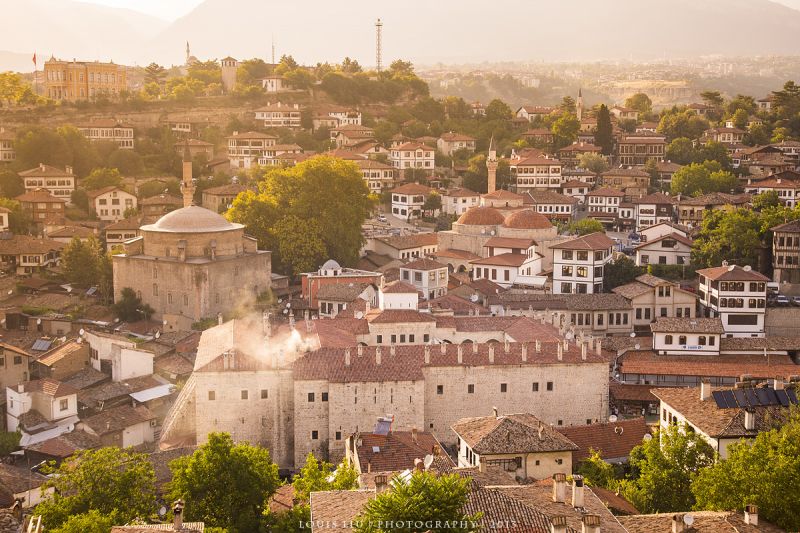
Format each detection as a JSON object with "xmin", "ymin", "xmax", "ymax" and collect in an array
[
  {"xmin": 79, "ymin": 328, "xmax": 85, "ymax": 336},
  {"xmin": 155, "ymin": 331, "xmax": 161, "ymax": 339},
  {"xmin": 278, "ymin": 298, "xmax": 283, "ymax": 303},
  {"xmin": 114, "ymin": 318, "xmax": 120, "ymax": 323},
  {"xmin": 282, "ymin": 309, "xmax": 288, "ymax": 315},
  {"xmin": 286, "ymin": 302, "xmax": 291, "ymax": 309},
  {"xmin": 158, "ymin": 506, "xmax": 167, "ymax": 517},
  {"xmin": 423, "ymin": 455, "xmax": 435, "ymax": 470},
  {"xmin": 629, "ymin": 332, "xmax": 636, "ymax": 338},
  {"xmin": 7, "ymin": 290, "xmax": 12, "ymax": 295},
  {"xmin": 36, "ymin": 318, "xmax": 41, "ymax": 325},
  {"xmin": 634, "ymin": 343, "xmax": 640, "ymax": 350},
  {"xmin": 565, "ymin": 330, "xmax": 575, "ymax": 340},
  {"xmin": 355, "ymin": 311, "xmax": 364, "ymax": 319},
  {"xmin": 609, "ymin": 415, "xmax": 618, "ymax": 423},
  {"xmin": 643, "ymin": 433, "xmax": 653, "ymax": 441},
  {"xmin": 66, "ymin": 287, "xmax": 72, "ymax": 293},
  {"xmin": 684, "ymin": 515, "xmax": 695, "ymax": 527},
  {"xmin": 470, "ymin": 294, "xmax": 479, "ymax": 302},
  {"xmin": 490, "ymin": 230, "xmax": 496, "ymax": 236},
  {"xmin": 76, "ymin": 337, "xmax": 82, "ymax": 344}
]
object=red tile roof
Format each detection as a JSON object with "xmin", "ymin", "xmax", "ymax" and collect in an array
[
  {"xmin": 557, "ymin": 418, "xmax": 651, "ymax": 463},
  {"xmin": 550, "ymin": 231, "xmax": 614, "ymax": 250},
  {"xmin": 696, "ymin": 264, "xmax": 769, "ymax": 282},
  {"xmin": 355, "ymin": 431, "xmax": 453, "ymax": 472}
]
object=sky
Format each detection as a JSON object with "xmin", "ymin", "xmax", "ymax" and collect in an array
[
  {"xmin": 73, "ymin": 0, "xmax": 800, "ymax": 20},
  {"xmin": 79, "ymin": 0, "xmax": 204, "ymax": 20}
]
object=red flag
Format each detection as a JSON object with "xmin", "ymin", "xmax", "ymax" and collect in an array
[{"xmin": 32, "ymin": 52, "xmax": 36, "ymax": 66}]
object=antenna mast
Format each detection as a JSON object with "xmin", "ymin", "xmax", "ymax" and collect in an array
[{"xmin": 375, "ymin": 18, "xmax": 383, "ymax": 71}]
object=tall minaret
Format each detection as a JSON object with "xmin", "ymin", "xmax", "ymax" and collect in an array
[
  {"xmin": 486, "ymin": 137, "xmax": 498, "ymax": 194},
  {"xmin": 185, "ymin": 42, "xmax": 190, "ymax": 65},
  {"xmin": 577, "ymin": 88, "xmax": 584, "ymax": 121},
  {"xmin": 181, "ymin": 142, "xmax": 195, "ymax": 208}
]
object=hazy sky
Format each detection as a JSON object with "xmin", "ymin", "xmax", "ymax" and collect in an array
[
  {"xmin": 74, "ymin": 0, "xmax": 800, "ymax": 20},
  {"xmin": 80, "ymin": 0, "xmax": 203, "ymax": 20}
]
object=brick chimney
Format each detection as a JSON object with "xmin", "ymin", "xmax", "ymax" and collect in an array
[
  {"xmin": 744, "ymin": 504, "xmax": 758, "ymax": 526},
  {"xmin": 389, "ymin": 345, "xmax": 395, "ymax": 356},
  {"xmin": 374, "ymin": 473, "xmax": 388, "ymax": 493},
  {"xmin": 595, "ymin": 338, "xmax": 602, "ymax": 356},
  {"xmin": 504, "ymin": 340, "xmax": 510, "ymax": 353},
  {"xmin": 345, "ymin": 348, "xmax": 351, "ymax": 366},
  {"xmin": 357, "ymin": 344, "xmax": 364, "ymax": 356},
  {"xmin": 581, "ymin": 342, "xmax": 587, "ymax": 361},
  {"xmin": 572, "ymin": 475, "xmax": 585, "ymax": 508},
  {"xmin": 488, "ymin": 344, "xmax": 495, "ymax": 363},
  {"xmin": 173, "ymin": 499, "xmax": 185, "ymax": 531},
  {"xmin": 424, "ymin": 345, "xmax": 430, "ymax": 364},
  {"xmin": 535, "ymin": 339, "xmax": 541, "ymax": 353},
  {"xmin": 581, "ymin": 515, "xmax": 601, "ymax": 533},
  {"xmin": 700, "ymin": 380, "xmax": 711, "ymax": 401},
  {"xmin": 552, "ymin": 473, "xmax": 567, "ymax": 503},
  {"xmin": 744, "ymin": 409, "xmax": 755, "ymax": 431},
  {"xmin": 411, "ymin": 427, "xmax": 418, "ymax": 444},
  {"xmin": 550, "ymin": 516, "xmax": 567, "ymax": 533},
  {"xmin": 440, "ymin": 343, "xmax": 446, "ymax": 354}
]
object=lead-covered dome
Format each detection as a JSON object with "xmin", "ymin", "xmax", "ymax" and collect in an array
[
  {"xmin": 142, "ymin": 205, "xmax": 243, "ymax": 233},
  {"xmin": 456, "ymin": 206, "xmax": 505, "ymax": 226},
  {"xmin": 502, "ymin": 209, "xmax": 553, "ymax": 230}
]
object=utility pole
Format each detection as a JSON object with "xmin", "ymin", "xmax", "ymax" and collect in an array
[{"xmin": 375, "ymin": 18, "xmax": 383, "ymax": 72}]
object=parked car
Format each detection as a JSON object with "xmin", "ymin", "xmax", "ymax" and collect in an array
[
  {"xmin": 628, "ymin": 233, "xmax": 641, "ymax": 242},
  {"xmin": 792, "ymin": 296, "xmax": 800, "ymax": 306},
  {"xmin": 776, "ymin": 295, "xmax": 790, "ymax": 305},
  {"xmin": 621, "ymin": 246, "xmax": 635, "ymax": 255},
  {"xmin": 377, "ymin": 215, "xmax": 387, "ymax": 223},
  {"xmin": 767, "ymin": 281, "xmax": 780, "ymax": 294}
]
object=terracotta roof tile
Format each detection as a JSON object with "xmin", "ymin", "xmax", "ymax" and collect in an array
[
  {"xmin": 550, "ymin": 232, "xmax": 614, "ymax": 250},
  {"xmin": 355, "ymin": 431, "xmax": 453, "ymax": 472},
  {"xmin": 453, "ymin": 413, "xmax": 578, "ymax": 454},
  {"xmin": 557, "ymin": 418, "xmax": 651, "ymax": 463},
  {"xmin": 696, "ymin": 265, "xmax": 769, "ymax": 282},
  {"xmin": 619, "ymin": 511, "xmax": 785, "ymax": 533}
]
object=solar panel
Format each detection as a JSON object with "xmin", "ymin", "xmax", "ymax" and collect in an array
[
  {"xmin": 721, "ymin": 390, "xmax": 737, "ymax": 408},
  {"xmin": 712, "ymin": 391, "xmax": 728, "ymax": 409},
  {"xmin": 734, "ymin": 389, "xmax": 749, "ymax": 408},
  {"xmin": 756, "ymin": 388, "xmax": 773, "ymax": 406},
  {"xmin": 31, "ymin": 339, "xmax": 52, "ymax": 352},
  {"xmin": 745, "ymin": 388, "xmax": 760, "ymax": 407},
  {"xmin": 787, "ymin": 389, "xmax": 799, "ymax": 405},
  {"xmin": 775, "ymin": 389, "xmax": 790, "ymax": 407}
]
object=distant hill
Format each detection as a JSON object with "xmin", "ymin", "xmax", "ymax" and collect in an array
[{"xmin": 2, "ymin": 0, "xmax": 800, "ymax": 71}]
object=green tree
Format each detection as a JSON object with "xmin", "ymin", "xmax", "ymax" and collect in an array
[
  {"xmin": 665, "ymin": 137, "xmax": 696, "ymax": 165},
  {"xmin": 771, "ymin": 80, "xmax": 800, "ymax": 119},
  {"xmin": 340, "ymin": 57, "xmax": 362, "ymax": 74},
  {"xmin": 354, "ymin": 472, "xmax": 481, "ymax": 533},
  {"xmin": 423, "ymin": 191, "xmax": 442, "ymax": 216},
  {"xmin": 569, "ymin": 218, "xmax": 604, "ymax": 236},
  {"xmin": 552, "ymin": 112, "xmax": 580, "ymax": 150},
  {"xmin": 0, "ymin": 169, "xmax": 24, "ymax": 197},
  {"xmin": 578, "ymin": 153, "xmax": 610, "ymax": 174},
  {"xmin": 227, "ymin": 156, "xmax": 373, "ymax": 276},
  {"xmin": 604, "ymin": 256, "xmax": 645, "ymax": 291},
  {"xmin": 726, "ymin": 94, "xmax": 756, "ymax": 116},
  {"xmin": 692, "ymin": 408, "xmax": 800, "ymax": 531},
  {"xmin": 0, "ymin": 72, "xmax": 40, "ymax": 106},
  {"xmin": 0, "ymin": 198, "xmax": 30, "ymax": 234},
  {"xmin": 484, "ymin": 99, "xmax": 513, "ymax": 122},
  {"xmin": 700, "ymin": 90, "xmax": 724, "ymax": 108},
  {"xmin": 108, "ymin": 149, "xmax": 145, "ymax": 175},
  {"xmin": 292, "ymin": 453, "xmax": 359, "ymax": 504},
  {"xmin": 730, "ymin": 108, "xmax": 749, "ymax": 130},
  {"xmin": 696, "ymin": 141, "xmax": 733, "ymax": 171},
  {"xmin": 62, "ymin": 236, "xmax": 102, "ymax": 287},
  {"xmin": 36, "ymin": 447, "xmax": 157, "ymax": 530},
  {"xmin": 746, "ymin": 124, "xmax": 770, "ymax": 146},
  {"xmin": 0, "ymin": 430, "xmax": 20, "ymax": 455},
  {"xmin": 169, "ymin": 432, "xmax": 281, "ymax": 533},
  {"xmin": 657, "ymin": 110, "xmax": 709, "ymax": 141},
  {"xmin": 752, "ymin": 190, "xmax": 780, "ymax": 210},
  {"xmin": 594, "ymin": 104, "xmax": 613, "ymax": 155},
  {"xmin": 57, "ymin": 125, "xmax": 100, "ymax": 177},
  {"xmin": 187, "ymin": 59, "xmax": 222, "ymax": 85},
  {"xmin": 578, "ymin": 449, "xmax": 618, "ymax": 489},
  {"xmin": 14, "ymin": 127, "xmax": 72, "ymax": 169},
  {"xmin": 236, "ymin": 58, "xmax": 270, "ymax": 87},
  {"xmin": 143, "ymin": 63, "xmax": 167, "ymax": 86},
  {"xmin": 112, "ymin": 287, "xmax": 153, "ymax": 322},
  {"xmin": 560, "ymin": 95, "xmax": 576, "ymax": 115},
  {"xmin": 273, "ymin": 216, "xmax": 327, "ymax": 276},
  {"xmin": 620, "ymin": 424, "xmax": 715, "ymax": 514},
  {"xmin": 50, "ymin": 510, "xmax": 116, "ymax": 533},
  {"xmin": 82, "ymin": 167, "xmax": 123, "ymax": 190},
  {"xmin": 670, "ymin": 161, "xmax": 737, "ymax": 197},
  {"xmin": 625, "ymin": 93, "xmax": 653, "ymax": 114}
]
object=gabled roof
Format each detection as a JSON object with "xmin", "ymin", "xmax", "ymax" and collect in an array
[
  {"xmin": 354, "ymin": 430, "xmax": 453, "ymax": 472},
  {"xmin": 619, "ymin": 511, "xmax": 785, "ymax": 533},
  {"xmin": 550, "ymin": 231, "xmax": 614, "ymax": 250},
  {"xmin": 390, "ymin": 183, "xmax": 433, "ymax": 195},
  {"xmin": 470, "ymin": 252, "xmax": 530, "ymax": 267},
  {"xmin": 452, "ymin": 413, "xmax": 578, "ymax": 455},
  {"xmin": 81, "ymin": 404, "xmax": 155, "ymax": 435},
  {"xmin": 19, "ymin": 164, "xmax": 73, "ymax": 177},
  {"xmin": 586, "ymin": 187, "xmax": 625, "ymax": 197},
  {"xmin": 697, "ymin": 264, "xmax": 769, "ymax": 282},
  {"xmin": 557, "ymin": 418, "xmax": 651, "ymax": 463},
  {"xmin": 650, "ymin": 317, "xmax": 724, "ymax": 334},
  {"xmin": 0, "ymin": 235, "xmax": 65, "ymax": 255},
  {"xmin": 18, "ymin": 378, "xmax": 78, "ymax": 397},
  {"xmin": 439, "ymin": 132, "xmax": 475, "ymax": 142},
  {"xmin": 401, "ymin": 257, "xmax": 446, "ymax": 271},
  {"xmin": 15, "ymin": 188, "xmax": 66, "ymax": 203},
  {"xmin": 632, "ymin": 192, "xmax": 675, "ymax": 205}
]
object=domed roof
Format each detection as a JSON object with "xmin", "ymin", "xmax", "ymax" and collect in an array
[
  {"xmin": 321, "ymin": 259, "xmax": 342, "ymax": 270},
  {"xmin": 141, "ymin": 205, "xmax": 243, "ymax": 233},
  {"xmin": 456, "ymin": 206, "xmax": 505, "ymax": 226},
  {"xmin": 502, "ymin": 209, "xmax": 554, "ymax": 230}
]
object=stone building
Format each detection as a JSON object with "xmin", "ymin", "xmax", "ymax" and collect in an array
[
  {"xmin": 112, "ymin": 148, "xmax": 271, "ymax": 331},
  {"xmin": 43, "ymin": 58, "xmax": 128, "ymax": 101}
]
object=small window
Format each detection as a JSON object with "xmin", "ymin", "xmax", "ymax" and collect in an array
[
  {"xmin": 308, "ymin": 392, "xmax": 315, "ymax": 402},
  {"xmin": 241, "ymin": 390, "xmax": 248, "ymax": 400},
  {"xmin": 535, "ymin": 460, "xmax": 540, "ymax": 466},
  {"xmin": 13, "ymin": 356, "xmax": 22, "ymax": 365},
  {"xmin": 311, "ymin": 431, "xmax": 319, "ymax": 440},
  {"xmin": 322, "ymin": 392, "xmax": 329, "ymax": 402},
  {"xmin": 467, "ymin": 384, "xmax": 474, "ymax": 394},
  {"xmin": 59, "ymin": 399, "xmax": 69, "ymax": 411},
  {"xmin": 208, "ymin": 391, "xmax": 216, "ymax": 401},
  {"xmin": 500, "ymin": 383, "xmax": 507, "ymax": 393},
  {"xmin": 376, "ymin": 335, "xmax": 383, "ymax": 344},
  {"xmin": 546, "ymin": 381, "xmax": 554, "ymax": 391},
  {"xmin": 665, "ymin": 335, "xmax": 673, "ymax": 345},
  {"xmin": 557, "ymin": 420, "xmax": 563, "ymax": 426},
  {"xmin": 532, "ymin": 382, "xmax": 539, "ymax": 392},
  {"xmin": 437, "ymin": 385, "xmax": 444, "ymax": 395},
  {"xmin": 335, "ymin": 431, "xmax": 342, "ymax": 440},
  {"xmin": 556, "ymin": 458, "xmax": 563, "ymax": 464},
  {"xmin": 423, "ymin": 334, "xmax": 430, "ymax": 342},
  {"xmin": 261, "ymin": 389, "xmax": 268, "ymax": 399}
]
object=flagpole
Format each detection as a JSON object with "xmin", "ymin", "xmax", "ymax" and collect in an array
[{"xmin": 32, "ymin": 52, "xmax": 37, "ymax": 97}]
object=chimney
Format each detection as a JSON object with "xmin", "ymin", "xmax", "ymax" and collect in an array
[
  {"xmin": 345, "ymin": 348, "xmax": 351, "ymax": 366},
  {"xmin": 65, "ymin": 165, "xmax": 73, "ymax": 175},
  {"xmin": 744, "ymin": 504, "xmax": 758, "ymax": 526},
  {"xmin": 374, "ymin": 473, "xmax": 388, "ymax": 493},
  {"xmin": 440, "ymin": 343, "xmax": 446, "ymax": 355},
  {"xmin": 478, "ymin": 459, "xmax": 485, "ymax": 472},
  {"xmin": 367, "ymin": 461, "xmax": 371, "ymax": 473},
  {"xmin": 376, "ymin": 349, "xmax": 382, "ymax": 365},
  {"xmin": 700, "ymin": 380, "xmax": 711, "ymax": 401},
  {"xmin": 17, "ymin": 383, "xmax": 23, "ymax": 393},
  {"xmin": 744, "ymin": 409, "xmax": 755, "ymax": 431},
  {"xmin": 557, "ymin": 342, "xmax": 563, "ymax": 361},
  {"xmin": 472, "ymin": 341, "xmax": 478, "ymax": 354},
  {"xmin": 488, "ymin": 344, "xmax": 495, "ymax": 363},
  {"xmin": 581, "ymin": 515, "xmax": 601, "ymax": 533},
  {"xmin": 411, "ymin": 427, "xmax": 418, "ymax": 444},
  {"xmin": 595, "ymin": 338, "xmax": 602, "ymax": 356},
  {"xmin": 551, "ymin": 516, "xmax": 568, "ymax": 533},
  {"xmin": 424, "ymin": 345, "xmax": 430, "ymax": 364},
  {"xmin": 217, "ymin": 312, "xmax": 223, "ymax": 326},
  {"xmin": 357, "ymin": 344, "xmax": 364, "ymax": 356},
  {"xmin": 572, "ymin": 475, "xmax": 585, "ymax": 508},
  {"xmin": 581, "ymin": 342, "xmax": 587, "ymax": 361},
  {"xmin": 535, "ymin": 339, "xmax": 541, "ymax": 353},
  {"xmin": 389, "ymin": 345, "xmax": 395, "ymax": 356},
  {"xmin": 774, "ymin": 378, "xmax": 784, "ymax": 390},
  {"xmin": 671, "ymin": 514, "xmax": 687, "ymax": 533},
  {"xmin": 504, "ymin": 340, "xmax": 510, "ymax": 353},
  {"xmin": 492, "ymin": 406, "xmax": 498, "ymax": 418},
  {"xmin": 552, "ymin": 473, "xmax": 567, "ymax": 503},
  {"xmin": 173, "ymin": 499, "xmax": 185, "ymax": 531},
  {"xmin": 457, "ymin": 344, "xmax": 463, "ymax": 364},
  {"xmin": 39, "ymin": 163, "xmax": 45, "ymax": 171},
  {"xmin": 521, "ymin": 343, "xmax": 528, "ymax": 362}
]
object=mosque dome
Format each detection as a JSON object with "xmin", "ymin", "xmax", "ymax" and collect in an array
[
  {"xmin": 502, "ymin": 209, "xmax": 554, "ymax": 230},
  {"xmin": 456, "ymin": 206, "xmax": 505, "ymax": 226},
  {"xmin": 142, "ymin": 205, "xmax": 243, "ymax": 233}
]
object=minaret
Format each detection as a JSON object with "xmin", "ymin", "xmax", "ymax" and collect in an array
[
  {"xmin": 181, "ymin": 142, "xmax": 195, "ymax": 208},
  {"xmin": 185, "ymin": 42, "xmax": 190, "ymax": 65},
  {"xmin": 486, "ymin": 137, "xmax": 498, "ymax": 194},
  {"xmin": 577, "ymin": 88, "xmax": 584, "ymax": 121}
]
